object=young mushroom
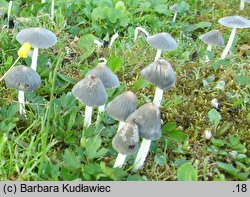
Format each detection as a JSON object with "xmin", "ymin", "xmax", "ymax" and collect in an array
[
  {"xmin": 134, "ymin": 27, "xmax": 178, "ymax": 61},
  {"xmin": 86, "ymin": 58, "xmax": 119, "ymax": 121},
  {"xmin": 16, "ymin": 27, "xmax": 57, "ymax": 71},
  {"xmin": 4, "ymin": 65, "xmax": 41, "ymax": 115},
  {"xmin": 170, "ymin": 4, "xmax": 178, "ymax": 22},
  {"xmin": 141, "ymin": 59, "xmax": 176, "ymax": 107},
  {"xmin": 240, "ymin": 0, "xmax": 250, "ymax": 10},
  {"xmin": 72, "ymin": 75, "xmax": 107, "ymax": 127},
  {"xmin": 94, "ymin": 32, "xmax": 119, "ymax": 51},
  {"xmin": 126, "ymin": 103, "xmax": 161, "ymax": 171},
  {"xmin": 112, "ymin": 120, "xmax": 140, "ymax": 168},
  {"xmin": 106, "ymin": 91, "xmax": 137, "ymax": 131},
  {"xmin": 199, "ymin": 30, "xmax": 225, "ymax": 62},
  {"xmin": 218, "ymin": 16, "xmax": 250, "ymax": 59}
]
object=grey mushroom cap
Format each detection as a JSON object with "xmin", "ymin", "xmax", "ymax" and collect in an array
[
  {"xmin": 170, "ymin": 4, "xmax": 178, "ymax": 11},
  {"xmin": 16, "ymin": 27, "xmax": 57, "ymax": 48},
  {"xmin": 218, "ymin": 16, "xmax": 250, "ymax": 29},
  {"xmin": 199, "ymin": 30, "xmax": 225, "ymax": 47},
  {"xmin": 141, "ymin": 59, "xmax": 176, "ymax": 90},
  {"xmin": 72, "ymin": 75, "xmax": 107, "ymax": 107},
  {"xmin": 106, "ymin": 91, "xmax": 137, "ymax": 122},
  {"xmin": 126, "ymin": 103, "xmax": 161, "ymax": 140},
  {"xmin": 86, "ymin": 63, "xmax": 119, "ymax": 90},
  {"xmin": 146, "ymin": 32, "xmax": 178, "ymax": 51},
  {"xmin": 4, "ymin": 65, "xmax": 41, "ymax": 91},
  {"xmin": 112, "ymin": 121, "xmax": 140, "ymax": 155}
]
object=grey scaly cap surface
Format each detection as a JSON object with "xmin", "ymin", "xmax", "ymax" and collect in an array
[
  {"xmin": 72, "ymin": 75, "xmax": 107, "ymax": 107},
  {"xmin": 141, "ymin": 59, "xmax": 176, "ymax": 90},
  {"xmin": 126, "ymin": 103, "xmax": 161, "ymax": 140},
  {"xmin": 16, "ymin": 27, "xmax": 57, "ymax": 48},
  {"xmin": 4, "ymin": 65, "xmax": 41, "ymax": 91},
  {"xmin": 218, "ymin": 16, "xmax": 250, "ymax": 28},
  {"xmin": 106, "ymin": 91, "xmax": 137, "ymax": 122},
  {"xmin": 199, "ymin": 30, "xmax": 225, "ymax": 47},
  {"xmin": 146, "ymin": 32, "xmax": 178, "ymax": 51},
  {"xmin": 112, "ymin": 121, "xmax": 140, "ymax": 155},
  {"xmin": 170, "ymin": 4, "xmax": 178, "ymax": 11},
  {"xmin": 86, "ymin": 62, "xmax": 119, "ymax": 90}
]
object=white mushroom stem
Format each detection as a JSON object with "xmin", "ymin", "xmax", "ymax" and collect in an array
[
  {"xmin": 109, "ymin": 33, "xmax": 119, "ymax": 47},
  {"xmin": 7, "ymin": 0, "xmax": 13, "ymax": 22},
  {"xmin": 153, "ymin": 87, "xmax": 164, "ymax": 107},
  {"xmin": 96, "ymin": 105, "xmax": 105, "ymax": 123},
  {"xmin": 133, "ymin": 138, "xmax": 151, "ymax": 171},
  {"xmin": 113, "ymin": 153, "xmax": 127, "ymax": 168},
  {"xmin": 31, "ymin": 48, "xmax": 39, "ymax": 71},
  {"xmin": 240, "ymin": 0, "xmax": 245, "ymax": 10},
  {"xmin": 84, "ymin": 106, "xmax": 93, "ymax": 127},
  {"xmin": 94, "ymin": 39, "xmax": 103, "ymax": 51},
  {"xmin": 205, "ymin": 44, "xmax": 213, "ymax": 62},
  {"xmin": 134, "ymin": 27, "xmax": 150, "ymax": 42},
  {"xmin": 154, "ymin": 49, "xmax": 162, "ymax": 61},
  {"xmin": 51, "ymin": 0, "xmax": 55, "ymax": 21},
  {"xmin": 221, "ymin": 27, "xmax": 237, "ymax": 59},
  {"xmin": 18, "ymin": 90, "xmax": 26, "ymax": 115},
  {"xmin": 173, "ymin": 11, "xmax": 178, "ymax": 22},
  {"xmin": 117, "ymin": 121, "xmax": 125, "ymax": 132}
]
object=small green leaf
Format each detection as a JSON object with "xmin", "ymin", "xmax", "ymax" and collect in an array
[
  {"xmin": 211, "ymin": 137, "xmax": 226, "ymax": 147},
  {"xmin": 127, "ymin": 175, "xmax": 147, "ymax": 181},
  {"xmin": 107, "ymin": 54, "xmax": 123, "ymax": 73},
  {"xmin": 77, "ymin": 34, "xmax": 96, "ymax": 61},
  {"xmin": 217, "ymin": 162, "xmax": 248, "ymax": 180},
  {"xmin": 162, "ymin": 122, "xmax": 177, "ymax": 132},
  {"xmin": 133, "ymin": 77, "xmax": 149, "ymax": 90},
  {"xmin": 63, "ymin": 149, "xmax": 81, "ymax": 171},
  {"xmin": 85, "ymin": 136, "xmax": 108, "ymax": 160},
  {"xmin": 100, "ymin": 162, "xmax": 127, "ymax": 180},
  {"xmin": 236, "ymin": 75, "xmax": 249, "ymax": 86},
  {"xmin": 177, "ymin": 162, "xmax": 198, "ymax": 181},
  {"xmin": 58, "ymin": 73, "xmax": 76, "ymax": 84},
  {"xmin": 208, "ymin": 109, "xmax": 221, "ymax": 129},
  {"xmin": 167, "ymin": 130, "xmax": 188, "ymax": 143}
]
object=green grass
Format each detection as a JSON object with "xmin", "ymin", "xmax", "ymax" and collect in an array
[{"xmin": 0, "ymin": 0, "xmax": 249, "ymax": 181}]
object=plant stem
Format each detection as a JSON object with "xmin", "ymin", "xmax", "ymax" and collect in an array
[
  {"xmin": 84, "ymin": 106, "xmax": 93, "ymax": 127},
  {"xmin": 133, "ymin": 138, "xmax": 151, "ymax": 171},
  {"xmin": 113, "ymin": 153, "xmax": 127, "ymax": 168},
  {"xmin": 173, "ymin": 11, "xmax": 178, "ymax": 22},
  {"xmin": 221, "ymin": 28, "xmax": 237, "ymax": 59},
  {"xmin": 154, "ymin": 49, "xmax": 162, "ymax": 61},
  {"xmin": 206, "ymin": 44, "xmax": 212, "ymax": 62},
  {"xmin": 7, "ymin": 1, "xmax": 13, "ymax": 22},
  {"xmin": 18, "ymin": 90, "xmax": 26, "ymax": 115},
  {"xmin": 153, "ymin": 87, "xmax": 164, "ymax": 107},
  {"xmin": 0, "ymin": 56, "xmax": 20, "ymax": 82},
  {"xmin": 31, "ymin": 48, "xmax": 39, "ymax": 71}
]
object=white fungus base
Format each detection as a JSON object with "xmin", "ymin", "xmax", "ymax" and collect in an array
[
  {"xmin": 84, "ymin": 106, "xmax": 93, "ymax": 127},
  {"xmin": 206, "ymin": 44, "xmax": 212, "ymax": 62},
  {"xmin": 113, "ymin": 153, "xmax": 127, "ymax": 168},
  {"xmin": 7, "ymin": 1, "xmax": 13, "ymax": 22},
  {"xmin": 133, "ymin": 138, "xmax": 151, "ymax": 171},
  {"xmin": 18, "ymin": 90, "xmax": 26, "ymax": 115},
  {"xmin": 31, "ymin": 48, "xmax": 39, "ymax": 71},
  {"xmin": 221, "ymin": 28, "xmax": 237, "ymax": 59},
  {"xmin": 153, "ymin": 87, "xmax": 164, "ymax": 107}
]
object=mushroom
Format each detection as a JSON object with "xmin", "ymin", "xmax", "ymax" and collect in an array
[
  {"xmin": 7, "ymin": 0, "xmax": 13, "ymax": 22},
  {"xmin": 170, "ymin": 4, "xmax": 178, "ymax": 22},
  {"xmin": 218, "ymin": 16, "xmax": 250, "ymax": 59},
  {"xmin": 240, "ymin": 0, "xmax": 250, "ymax": 10},
  {"xmin": 4, "ymin": 65, "xmax": 41, "ymax": 115},
  {"xmin": 134, "ymin": 27, "xmax": 178, "ymax": 61},
  {"xmin": 86, "ymin": 58, "xmax": 119, "ymax": 121},
  {"xmin": 16, "ymin": 27, "xmax": 57, "ymax": 71},
  {"xmin": 126, "ymin": 103, "xmax": 161, "ymax": 171},
  {"xmin": 94, "ymin": 32, "xmax": 119, "ymax": 50},
  {"xmin": 112, "ymin": 120, "xmax": 140, "ymax": 168},
  {"xmin": 72, "ymin": 75, "xmax": 107, "ymax": 127},
  {"xmin": 106, "ymin": 91, "xmax": 137, "ymax": 131},
  {"xmin": 141, "ymin": 59, "xmax": 176, "ymax": 107},
  {"xmin": 199, "ymin": 30, "xmax": 225, "ymax": 62}
]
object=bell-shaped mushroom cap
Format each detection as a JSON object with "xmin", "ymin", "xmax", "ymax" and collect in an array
[
  {"xmin": 86, "ymin": 63, "xmax": 119, "ymax": 90},
  {"xmin": 16, "ymin": 27, "xmax": 57, "ymax": 48},
  {"xmin": 72, "ymin": 75, "xmax": 107, "ymax": 107},
  {"xmin": 112, "ymin": 121, "xmax": 140, "ymax": 155},
  {"xmin": 170, "ymin": 3, "xmax": 178, "ymax": 11},
  {"xmin": 106, "ymin": 91, "xmax": 137, "ymax": 122},
  {"xmin": 126, "ymin": 103, "xmax": 161, "ymax": 140},
  {"xmin": 4, "ymin": 65, "xmax": 41, "ymax": 91},
  {"xmin": 218, "ymin": 16, "xmax": 250, "ymax": 29},
  {"xmin": 199, "ymin": 30, "xmax": 225, "ymax": 47},
  {"xmin": 146, "ymin": 32, "xmax": 178, "ymax": 51},
  {"xmin": 141, "ymin": 59, "xmax": 176, "ymax": 90}
]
